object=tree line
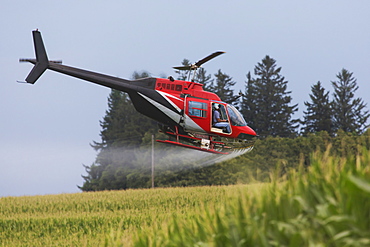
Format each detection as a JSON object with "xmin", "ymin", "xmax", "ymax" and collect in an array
[{"xmin": 79, "ymin": 55, "xmax": 369, "ymax": 191}]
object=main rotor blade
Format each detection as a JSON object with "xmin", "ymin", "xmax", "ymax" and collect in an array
[
  {"xmin": 173, "ymin": 51, "xmax": 225, "ymax": 71},
  {"xmin": 194, "ymin": 51, "xmax": 225, "ymax": 67},
  {"xmin": 173, "ymin": 65, "xmax": 192, "ymax": 70}
]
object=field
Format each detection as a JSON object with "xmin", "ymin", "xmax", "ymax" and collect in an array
[
  {"xmin": 0, "ymin": 184, "xmax": 266, "ymax": 246},
  {"xmin": 1, "ymin": 148, "xmax": 370, "ymax": 246}
]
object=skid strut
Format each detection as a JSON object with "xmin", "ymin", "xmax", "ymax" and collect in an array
[{"xmin": 157, "ymin": 128, "xmax": 230, "ymax": 154}]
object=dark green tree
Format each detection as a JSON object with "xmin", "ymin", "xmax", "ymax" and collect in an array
[
  {"xmin": 175, "ymin": 59, "xmax": 191, "ymax": 81},
  {"xmin": 242, "ymin": 55, "xmax": 298, "ymax": 138},
  {"xmin": 194, "ymin": 68, "xmax": 213, "ymax": 91},
  {"xmin": 80, "ymin": 71, "xmax": 156, "ymax": 191},
  {"xmin": 332, "ymin": 69, "xmax": 369, "ymax": 133},
  {"xmin": 241, "ymin": 72, "xmax": 258, "ymax": 127},
  {"xmin": 78, "ymin": 163, "xmax": 102, "ymax": 191},
  {"xmin": 132, "ymin": 70, "xmax": 151, "ymax": 79},
  {"xmin": 208, "ymin": 69, "xmax": 236, "ymax": 102},
  {"xmin": 302, "ymin": 81, "xmax": 333, "ymax": 135},
  {"xmin": 174, "ymin": 57, "xmax": 216, "ymax": 95}
]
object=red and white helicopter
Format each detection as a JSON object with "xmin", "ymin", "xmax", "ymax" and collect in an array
[{"xmin": 20, "ymin": 30, "xmax": 257, "ymax": 155}]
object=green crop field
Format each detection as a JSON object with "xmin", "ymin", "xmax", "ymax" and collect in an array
[
  {"xmin": 0, "ymin": 181, "xmax": 266, "ymax": 246},
  {"xmin": 1, "ymin": 148, "xmax": 370, "ymax": 246}
]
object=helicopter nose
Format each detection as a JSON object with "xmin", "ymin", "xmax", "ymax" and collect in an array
[
  {"xmin": 250, "ymin": 127, "xmax": 257, "ymax": 136},
  {"xmin": 237, "ymin": 126, "xmax": 258, "ymax": 139}
]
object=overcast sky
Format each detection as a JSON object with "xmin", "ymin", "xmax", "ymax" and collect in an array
[{"xmin": 1, "ymin": 1, "xmax": 369, "ymax": 197}]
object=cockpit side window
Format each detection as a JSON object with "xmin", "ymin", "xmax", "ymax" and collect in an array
[
  {"xmin": 220, "ymin": 106, "xmax": 227, "ymax": 120},
  {"xmin": 188, "ymin": 101, "xmax": 207, "ymax": 118}
]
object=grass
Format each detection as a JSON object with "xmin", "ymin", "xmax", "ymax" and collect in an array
[{"xmin": 1, "ymin": 147, "xmax": 369, "ymax": 246}]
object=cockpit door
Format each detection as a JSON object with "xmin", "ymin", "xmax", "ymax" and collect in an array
[
  {"xmin": 211, "ymin": 102, "xmax": 231, "ymax": 134},
  {"xmin": 184, "ymin": 97, "xmax": 209, "ymax": 132}
]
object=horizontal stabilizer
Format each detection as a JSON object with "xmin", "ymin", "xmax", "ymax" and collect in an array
[{"xmin": 25, "ymin": 61, "xmax": 48, "ymax": 84}]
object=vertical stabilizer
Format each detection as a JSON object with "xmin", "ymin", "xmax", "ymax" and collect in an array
[{"xmin": 22, "ymin": 30, "xmax": 49, "ymax": 84}]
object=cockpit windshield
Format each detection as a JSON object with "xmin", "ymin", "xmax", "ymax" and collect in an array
[{"xmin": 227, "ymin": 104, "xmax": 247, "ymax": 126}]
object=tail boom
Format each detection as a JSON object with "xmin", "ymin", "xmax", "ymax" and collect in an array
[{"xmin": 20, "ymin": 30, "xmax": 137, "ymax": 92}]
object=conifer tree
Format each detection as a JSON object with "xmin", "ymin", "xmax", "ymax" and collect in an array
[
  {"xmin": 302, "ymin": 81, "xmax": 333, "ymax": 134},
  {"xmin": 132, "ymin": 71, "xmax": 150, "ymax": 79},
  {"xmin": 92, "ymin": 70, "xmax": 155, "ymax": 151},
  {"xmin": 175, "ymin": 59, "xmax": 190, "ymax": 81},
  {"xmin": 174, "ymin": 59, "xmax": 213, "ymax": 91},
  {"xmin": 242, "ymin": 55, "xmax": 298, "ymax": 138},
  {"xmin": 208, "ymin": 69, "xmax": 236, "ymax": 102},
  {"xmin": 81, "ymin": 71, "xmax": 156, "ymax": 191},
  {"xmin": 194, "ymin": 68, "xmax": 213, "ymax": 91},
  {"xmin": 331, "ymin": 69, "xmax": 369, "ymax": 133},
  {"xmin": 241, "ymin": 72, "xmax": 258, "ymax": 126}
]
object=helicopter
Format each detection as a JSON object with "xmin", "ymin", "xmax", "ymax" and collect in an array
[{"xmin": 20, "ymin": 30, "xmax": 257, "ymax": 155}]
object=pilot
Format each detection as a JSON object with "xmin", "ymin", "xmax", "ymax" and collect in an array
[{"xmin": 213, "ymin": 104, "xmax": 231, "ymax": 133}]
